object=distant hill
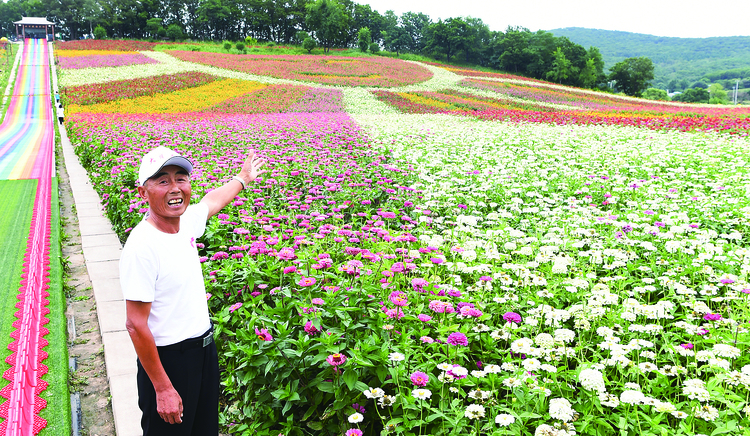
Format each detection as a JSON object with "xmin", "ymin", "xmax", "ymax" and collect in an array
[{"xmin": 549, "ymin": 27, "xmax": 750, "ymax": 91}]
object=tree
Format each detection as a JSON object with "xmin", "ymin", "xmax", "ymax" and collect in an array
[
  {"xmin": 303, "ymin": 37, "xmax": 316, "ymax": 53},
  {"xmin": 423, "ymin": 20, "xmax": 456, "ymax": 61},
  {"xmin": 608, "ymin": 57, "xmax": 655, "ymax": 97},
  {"xmin": 546, "ymin": 47, "xmax": 571, "ymax": 83},
  {"xmin": 146, "ymin": 17, "xmax": 163, "ymax": 38},
  {"xmin": 93, "ymin": 24, "xmax": 107, "ymax": 39},
  {"xmin": 166, "ymin": 24, "xmax": 184, "ymax": 41},
  {"xmin": 585, "ymin": 47, "xmax": 606, "ymax": 86},
  {"xmin": 672, "ymin": 88, "xmax": 708, "ymax": 103},
  {"xmin": 382, "ymin": 25, "xmax": 410, "ymax": 56},
  {"xmin": 642, "ymin": 88, "xmax": 668, "ymax": 100},
  {"xmin": 357, "ymin": 26, "xmax": 371, "ymax": 52},
  {"xmin": 305, "ymin": 0, "xmax": 349, "ymax": 53},
  {"xmin": 579, "ymin": 58, "xmax": 599, "ymax": 88},
  {"xmin": 401, "ymin": 12, "xmax": 430, "ymax": 53},
  {"xmin": 496, "ymin": 26, "xmax": 532, "ymax": 73},
  {"xmin": 708, "ymin": 83, "xmax": 728, "ymax": 104}
]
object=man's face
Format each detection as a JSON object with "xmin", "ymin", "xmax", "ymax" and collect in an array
[{"xmin": 137, "ymin": 165, "xmax": 191, "ymax": 220}]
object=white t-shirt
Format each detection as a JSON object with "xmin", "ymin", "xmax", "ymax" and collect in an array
[{"xmin": 120, "ymin": 203, "xmax": 211, "ymax": 346}]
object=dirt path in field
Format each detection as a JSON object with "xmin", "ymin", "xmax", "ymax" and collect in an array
[{"xmin": 58, "ymin": 146, "xmax": 117, "ymax": 436}]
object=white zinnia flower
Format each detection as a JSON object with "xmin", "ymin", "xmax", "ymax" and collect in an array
[
  {"xmin": 411, "ymin": 388, "xmax": 432, "ymax": 400},
  {"xmin": 464, "ymin": 404, "xmax": 485, "ymax": 419},
  {"xmin": 347, "ymin": 412, "xmax": 364, "ymax": 423},
  {"xmin": 389, "ymin": 352, "xmax": 405, "ymax": 362},
  {"xmin": 363, "ymin": 387, "xmax": 385, "ymax": 399},
  {"xmin": 548, "ymin": 398, "xmax": 575, "ymax": 422},
  {"xmin": 495, "ymin": 413, "xmax": 515, "ymax": 426},
  {"xmin": 620, "ymin": 390, "xmax": 644, "ymax": 405}
]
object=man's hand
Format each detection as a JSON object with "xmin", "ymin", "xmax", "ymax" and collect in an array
[
  {"xmin": 238, "ymin": 150, "xmax": 268, "ymax": 185},
  {"xmin": 202, "ymin": 150, "xmax": 269, "ymax": 218},
  {"xmin": 156, "ymin": 387, "xmax": 184, "ymax": 424}
]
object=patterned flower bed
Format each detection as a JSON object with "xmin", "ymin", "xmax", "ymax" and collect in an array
[
  {"xmin": 60, "ymin": 72, "xmax": 221, "ymax": 106},
  {"xmin": 65, "ymin": 80, "xmax": 266, "ymax": 114},
  {"xmin": 373, "ymin": 90, "xmax": 554, "ymax": 114},
  {"xmin": 168, "ymin": 51, "xmax": 433, "ymax": 87},
  {"xmin": 56, "ymin": 40, "xmax": 157, "ymax": 51},
  {"xmin": 462, "ymin": 79, "xmax": 750, "ymax": 117},
  {"xmin": 372, "ymin": 89, "xmax": 750, "ymax": 134},
  {"xmin": 57, "ymin": 53, "xmax": 159, "ymax": 69}
]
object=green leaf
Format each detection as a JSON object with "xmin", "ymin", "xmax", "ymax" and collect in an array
[
  {"xmin": 711, "ymin": 421, "xmax": 738, "ymax": 436},
  {"xmin": 307, "ymin": 422, "xmax": 323, "ymax": 431},
  {"xmin": 282, "ymin": 400, "xmax": 293, "ymax": 415},
  {"xmin": 318, "ymin": 381, "xmax": 335, "ymax": 393},
  {"xmin": 342, "ymin": 369, "xmax": 358, "ymax": 390}
]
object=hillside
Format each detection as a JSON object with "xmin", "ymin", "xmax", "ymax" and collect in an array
[{"xmin": 549, "ymin": 27, "xmax": 750, "ymax": 91}]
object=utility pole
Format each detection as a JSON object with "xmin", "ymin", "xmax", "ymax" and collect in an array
[{"xmin": 735, "ymin": 80, "xmax": 739, "ymax": 105}]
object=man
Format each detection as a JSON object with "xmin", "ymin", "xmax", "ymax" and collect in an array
[{"xmin": 120, "ymin": 146, "xmax": 266, "ymax": 435}]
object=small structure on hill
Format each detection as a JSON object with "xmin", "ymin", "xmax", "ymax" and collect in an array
[{"xmin": 14, "ymin": 17, "xmax": 55, "ymax": 41}]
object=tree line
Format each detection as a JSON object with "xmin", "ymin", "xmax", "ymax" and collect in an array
[{"xmin": 1, "ymin": 0, "xmax": 665, "ymax": 93}]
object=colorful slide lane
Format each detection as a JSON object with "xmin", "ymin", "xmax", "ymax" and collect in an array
[{"xmin": 0, "ymin": 39, "xmax": 55, "ymax": 435}]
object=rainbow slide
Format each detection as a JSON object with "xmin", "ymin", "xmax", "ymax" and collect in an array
[
  {"xmin": 0, "ymin": 38, "xmax": 54, "ymax": 180},
  {"xmin": 0, "ymin": 38, "xmax": 55, "ymax": 435}
]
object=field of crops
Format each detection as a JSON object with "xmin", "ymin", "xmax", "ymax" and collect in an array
[{"xmin": 59, "ymin": 41, "xmax": 750, "ymax": 436}]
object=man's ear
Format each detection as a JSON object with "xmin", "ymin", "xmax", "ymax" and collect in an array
[{"xmin": 137, "ymin": 185, "xmax": 148, "ymax": 200}]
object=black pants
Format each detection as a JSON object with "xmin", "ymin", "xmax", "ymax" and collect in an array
[{"xmin": 136, "ymin": 330, "xmax": 219, "ymax": 436}]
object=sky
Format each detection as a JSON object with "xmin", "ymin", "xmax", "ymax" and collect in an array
[{"xmin": 362, "ymin": 0, "xmax": 750, "ymax": 39}]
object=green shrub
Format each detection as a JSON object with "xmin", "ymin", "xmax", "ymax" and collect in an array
[
  {"xmin": 93, "ymin": 25, "xmax": 107, "ymax": 40},
  {"xmin": 244, "ymin": 36, "xmax": 258, "ymax": 46},
  {"xmin": 223, "ymin": 42, "xmax": 232, "ymax": 51},
  {"xmin": 235, "ymin": 42, "xmax": 245, "ymax": 52},
  {"xmin": 166, "ymin": 24, "xmax": 184, "ymax": 41},
  {"xmin": 368, "ymin": 42, "xmax": 380, "ymax": 54},
  {"xmin": 303, "ymin": 37, "xmax": 316, "ymax": 54}
]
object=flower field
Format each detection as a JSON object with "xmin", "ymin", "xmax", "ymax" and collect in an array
[
  {"xmin": 62, "ymin": 46, "xmax": 750, "ymax": 436},
  {"xmin": 169, "ymin": 51, "xmax": 433, "ymax": 87},
  {"xmin": 60, "ymin": 72, "xmax": 222, "ymax": 106}
]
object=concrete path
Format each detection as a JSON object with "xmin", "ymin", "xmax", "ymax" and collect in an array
[{"xmin": 52, "ymin": 51, "xmax": 142, "ymax": 435}]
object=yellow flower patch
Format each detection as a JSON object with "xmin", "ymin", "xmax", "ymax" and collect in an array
[
  {"xmin": 398, "ymin": 93, "xmax": 460, "ymax": 110},
  {"xmin": 56, "ymin": 50, "xmax": 140, "ymax": 57},
  {"xmin": 67, "ymin": 79, "xmax": 266, "ymax": 114}
]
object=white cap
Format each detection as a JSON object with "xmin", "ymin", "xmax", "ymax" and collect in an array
[{"xmin": 138, "ymin": 146, "xmax": 193, "ymax": 186}]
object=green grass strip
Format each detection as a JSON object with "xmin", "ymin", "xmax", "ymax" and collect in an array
[
  {"xmin": 0, "ymin": 178, "xmax": 36, "ymax": 425},
  {"xmin": 0, "ymin": 179, "xmax": 36, "ymax": 368},
  {"xmin": 38, "ymin": 176, "xmax": 71, "ymax": 434},
  {"xmin": 0, "ymin": 177, "xmax": 71, "ymax": 433}
]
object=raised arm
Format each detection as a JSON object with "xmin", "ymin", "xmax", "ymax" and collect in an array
[{"xmin": 200, "ymin": 150, "xmax": 267, "ymax": 219}]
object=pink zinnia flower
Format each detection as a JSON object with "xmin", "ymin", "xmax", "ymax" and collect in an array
[
  {"xmin": 345, "ymin": 429, "xmax": 363, "ymax": 436},
  {"xmin": 389, "ymin": 291, "xmax": 408, "ymax": 307},
  {"xmin": 418, "ymin": 314, "xmax": 432, "ymax": 322},
  {"xmin": 503, "ymin": 312, "xmax": 522, "ymax": 324},
  {"xmin": 446, "ymin": 332, "xmax": 468, "ymax": 346},
  {"xmin": 283, "ymin": 266, "xmax": 297, "ymax": 274},
  {"xmin": 410, "ymin": 371, "xmax": 429, "ymax": 387},
  {"xmin": 326, "ymin": 353, "xmax": 347, "ymax": 366},
  {"xmin": 311, "ymin": 298, "xmax": 325, "ymax": 305},
  {"xmin": 228, "ymin": 302, "xmax": 242, "ymax": 313},
  {"xmin": 255, "ymin": 327, "xmax": 273, "ymax": 341},
  {"xmin": 704, "ymin": 313, "xmax": 722, "ymax": 321},
  {"xmin": 298, "ymin": 276, "xmax": 317, "ymax": 286},
  {"xmin": 304, "ymin": 321, "xmax": 319, "ymax": 335}
]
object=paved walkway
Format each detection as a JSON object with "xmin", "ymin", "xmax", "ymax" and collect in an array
[{"xmin": 52, "ymin": 53, "xmax": 141, "ymax": 436}]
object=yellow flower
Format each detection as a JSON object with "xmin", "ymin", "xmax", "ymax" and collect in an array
[{"xmin": 67, "ymin": 79, "xmax": 266, "ymax": 114}]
